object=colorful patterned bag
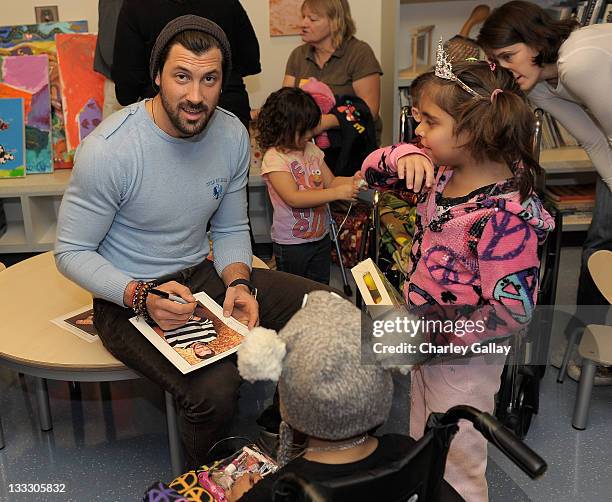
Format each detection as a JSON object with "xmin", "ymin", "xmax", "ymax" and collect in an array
[{"xmin": 330, "ymin": 200, "xmax": 371, "ymax": 268}]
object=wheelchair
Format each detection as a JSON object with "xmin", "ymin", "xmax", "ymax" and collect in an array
[
  {"xmin": 271, "ymin": 405, "xmax": 547, "ymax": 501},
  {"xmin": 493, "ymin": 109, "xmax": 563, "ymax": 438}
]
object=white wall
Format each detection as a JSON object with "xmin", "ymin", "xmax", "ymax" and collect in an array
[{"xmin": 2, "ymin": 0, "xmax": 98, "ymax": 31}]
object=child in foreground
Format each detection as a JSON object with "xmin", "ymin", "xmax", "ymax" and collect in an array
[{"xmin": 235, "ymin": 290, "xmax": 461, "ymax": 501}]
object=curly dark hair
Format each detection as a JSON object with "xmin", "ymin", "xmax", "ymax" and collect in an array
[
  {"xmin": 255, "ymin": 87, "xmax": 321, "ymax": 152},
  {"xmin": 421, "ymin": 61, "xmax": 542, "ymax": 201},
  {"xmin": 477, "ymin": 1, "xmax": 578, "ymax": 66}
]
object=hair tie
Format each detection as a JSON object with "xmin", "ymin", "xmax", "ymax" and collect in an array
[{"xmin": 490, "ymin": 88, "xmax": 503, "ymax": 103}]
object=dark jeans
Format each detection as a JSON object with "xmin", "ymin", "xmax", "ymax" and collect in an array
[
  {"xmin": 565, "ymin": 177, "xmax": 612, "ymax": 338},
  {"xmin": 273, "ymin": 235, "xmax": 332, "ymax": 285},
  {"xmin": 93, "ymin": 259, "xmax": 332, "ymax": 468}
]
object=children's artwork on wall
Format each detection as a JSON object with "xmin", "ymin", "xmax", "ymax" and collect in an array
[
  {"xmin": 0, "ymin": 98, "xmax": 26, "ymax": 178},
  {"xmin": 0, "ymin": 20, "xmax": 88, "ymax": 169},
  {"xmin": 0, "ymin": 21, "xmax": 88, "ymax": 49},
  {"xmin": 77, "ymin": 98, "xmax": 102, "ymax": 142},
  {"xmin": 0, "ymin": 55, "xmax": 52, "ymax": 174},
  {"xmin": 269, "ymin": 0, "xmax": 302, "ymax": 36},
  {"xmin": 56, "ymin": 33, "xmax": 104, "ymax": 152}
]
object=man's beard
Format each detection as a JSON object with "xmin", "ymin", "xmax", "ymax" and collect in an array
[{"xmin": 159, "ymin": 90, "xmax": 214, "ymax": 137}]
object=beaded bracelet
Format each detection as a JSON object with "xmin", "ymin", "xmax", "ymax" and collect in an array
[
  {"xmin": 131, "ymin": 281, "xmax": 143, "ymax": 310},
  {"xmin": 132, "ymin": 280, "xmax": 158, "ymax": 322}
]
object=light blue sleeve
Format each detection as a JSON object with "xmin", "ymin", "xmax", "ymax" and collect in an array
[
  {"xmin": 54, "ymin": 136, "xmax": 133, "ymax": 306},
  {"xmin": 210, "ymin": 125, "xmax": 253, "ymax": 278}
]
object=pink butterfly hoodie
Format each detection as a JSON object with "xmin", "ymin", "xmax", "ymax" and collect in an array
[{"xmin": 361, "ymin": 143, "xmax": 555, "ymax": 346}]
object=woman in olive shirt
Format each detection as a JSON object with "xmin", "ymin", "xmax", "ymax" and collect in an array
[{"xmin": 282, "ymin": 0, "xmax": 383, "ymax": 138}]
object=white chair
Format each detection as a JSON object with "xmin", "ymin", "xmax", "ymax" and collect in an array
[{"xmin": 571, "ymin": 250, "xmax": 612, "ymax": 430}]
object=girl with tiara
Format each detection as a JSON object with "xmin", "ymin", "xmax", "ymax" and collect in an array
[{"xmin": 360, "ymin": 44, "xmax": 554, "ymax": 501}]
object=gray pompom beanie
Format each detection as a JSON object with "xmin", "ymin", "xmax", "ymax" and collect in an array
[
  {"xmin": 149, "ymin": 15, "xmax": 232, "ymax": 86},
  {"xmin": 238, "ymin": 291, "xmax": 394, "ymax": 464}
]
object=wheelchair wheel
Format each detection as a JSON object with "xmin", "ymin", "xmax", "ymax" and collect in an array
[{"xmin": 511, "ymin": 381, "xmax": 535, "ymax": 439}]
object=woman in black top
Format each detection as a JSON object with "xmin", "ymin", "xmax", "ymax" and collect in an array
[{"xmin": 112, "ymin": 0, "xmax": 260, "ymax": 129}]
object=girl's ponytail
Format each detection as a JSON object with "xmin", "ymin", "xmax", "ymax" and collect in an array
[{"xmin": 484, "ymin": 87, "xmax": 540, "ymax": 200}]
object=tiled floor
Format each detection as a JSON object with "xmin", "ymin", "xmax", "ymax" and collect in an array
[{"xmin": 1, "ymin": 247, "xmax": 611, "ymax": 501}]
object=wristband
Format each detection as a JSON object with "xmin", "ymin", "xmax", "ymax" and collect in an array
[{"xmin": 227, "ymin": 278, "xmax": 257, "ymax": 299}]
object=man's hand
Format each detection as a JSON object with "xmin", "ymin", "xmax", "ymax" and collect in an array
[
  {"xmin": 223, "ymin": 284, "xmax": 259, "ymax": 329},
  {"xmin": 397, "ymin": 154, "xmax": 435, "ymax": 192},
  {"xmin": 146, "ymin": 281, "xmax": 196, "ymax": 331}
]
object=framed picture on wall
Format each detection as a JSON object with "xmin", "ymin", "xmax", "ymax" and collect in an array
[
  {"xmin": 604, "ymin": 3, "xmax": 612, "ymax": 23},
  {"xmin": 269, "ymin": 0, "xmax": 302, "ymax": 36},
  {"xmin": 35, "ymin": 5, "xmax": 60, "ymax": 24}
]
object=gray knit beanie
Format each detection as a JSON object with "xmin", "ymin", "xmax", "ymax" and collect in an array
[
  {"xmin": 238, "ymin": 291, "xmax": 394, "ymax": 464},
  {"xmin": 149, "ymin": 15, "xmax": 232, "ymax": 87}
]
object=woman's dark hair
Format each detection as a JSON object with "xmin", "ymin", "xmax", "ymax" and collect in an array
[
  {"xmin": 477, "ymin": 1, "xmax": 578, "ymax": 66},
  {"xmin": 256, "ymin": 87, "xmax": 321, "ymax": 152},
  {"xmin": 421, "ymin": 61, "xmax": 542, "ymax": 201}
]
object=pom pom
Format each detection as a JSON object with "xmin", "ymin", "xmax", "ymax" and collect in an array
[{"xmin": 237, "ymin": 327, "xmax": 286, "ymax": 382}]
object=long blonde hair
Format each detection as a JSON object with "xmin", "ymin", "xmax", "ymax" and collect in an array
[{"xmin": 302, "ymin": 0, "xmax": 356, "ymax": 49}]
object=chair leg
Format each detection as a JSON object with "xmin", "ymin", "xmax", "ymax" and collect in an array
[
  {"xmin": 572, "ymin": 358, "xmax": 597, "ymax": 430},
  {"xmin": 0, "ymin": 413, "xmax": 5, "ymax": 449},
  {"xmin": 35, "ymin": 378, "xmax": 53, "ymax": 431},
  {"xmin": 558, "ymin": 327, "xmax": 581, "ymax": 383},
  {"xmin": 165, "ymin": 391, "xmax": 184, "ymax": 478}
]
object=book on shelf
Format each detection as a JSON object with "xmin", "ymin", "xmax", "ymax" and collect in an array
[
  {"xmin": 581, "ymin": 0, "xmax": 598, "ymax": 24},
  {"xmin": 561, "ymin": 211, "xmax": 592, "ymax": 226},
  {"xmin": 544, "ymin": 184, "xmax": 595, "ymax": 224},
  {"xmin": 588, "ymin": 0, "xmax": 607, "ymax": 24},
  {"xmin": 544, "ymin": 184, "xmax": 596, "ymax": 202}
]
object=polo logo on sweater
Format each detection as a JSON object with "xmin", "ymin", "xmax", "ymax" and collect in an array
[
  {"xmin": 212, "ymin": 184, "xmax": 223, "ymax": 199},
  {"xmin": 206, "ymin": 177, "xmax": 227, "ymax": 200}
]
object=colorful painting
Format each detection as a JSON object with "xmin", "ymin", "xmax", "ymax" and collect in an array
[
  {"xmin": 77, "ymin": 97, "xmax": 102, "ymax": 142},
  {"xmin": 0, "ymin": 20, "xmax": 88, "ymax": 169},
  {"xmin": 56, "ymin": 33, "xmax": 104, "ymax": 152},
  {"xmin": 0, "ymin": 21, "xmax": 88, "ymax": 49},
  {"xmin": 0, "ymin": 98, "xmax": 26, "ymax": 178},
  {"xmin": 270, "ymin": 0, "xmax": 302, "ymax": 37},
  {"xmin": 0, "ymin": 55, "xmax": 51, "ymax": 173}
]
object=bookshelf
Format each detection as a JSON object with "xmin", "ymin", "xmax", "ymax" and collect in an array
[
  {"xmin": 0, "ymin": 170, "xmax": 71, "ymax": 253},
  {"xmin": 540, "ymin": 147, "xmax": 596, "ymax": 232},
  {"xmin": 540, "ymin": 147, "xmax": 594, "ymax": 174}
]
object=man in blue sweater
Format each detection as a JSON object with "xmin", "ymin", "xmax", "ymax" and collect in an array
[{"xmin": 55, "ymin": 16, "xmax": 329, "ymax": 467}]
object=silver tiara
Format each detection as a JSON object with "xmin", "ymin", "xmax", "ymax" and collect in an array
[{"xmin": 435, "ymin": 39, "xmax": 485, "ymax": 98}]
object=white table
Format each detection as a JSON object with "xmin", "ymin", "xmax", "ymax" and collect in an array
[{"xmin": 0, "ymin": 252, "xmax": 183, "ymax": 475}]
